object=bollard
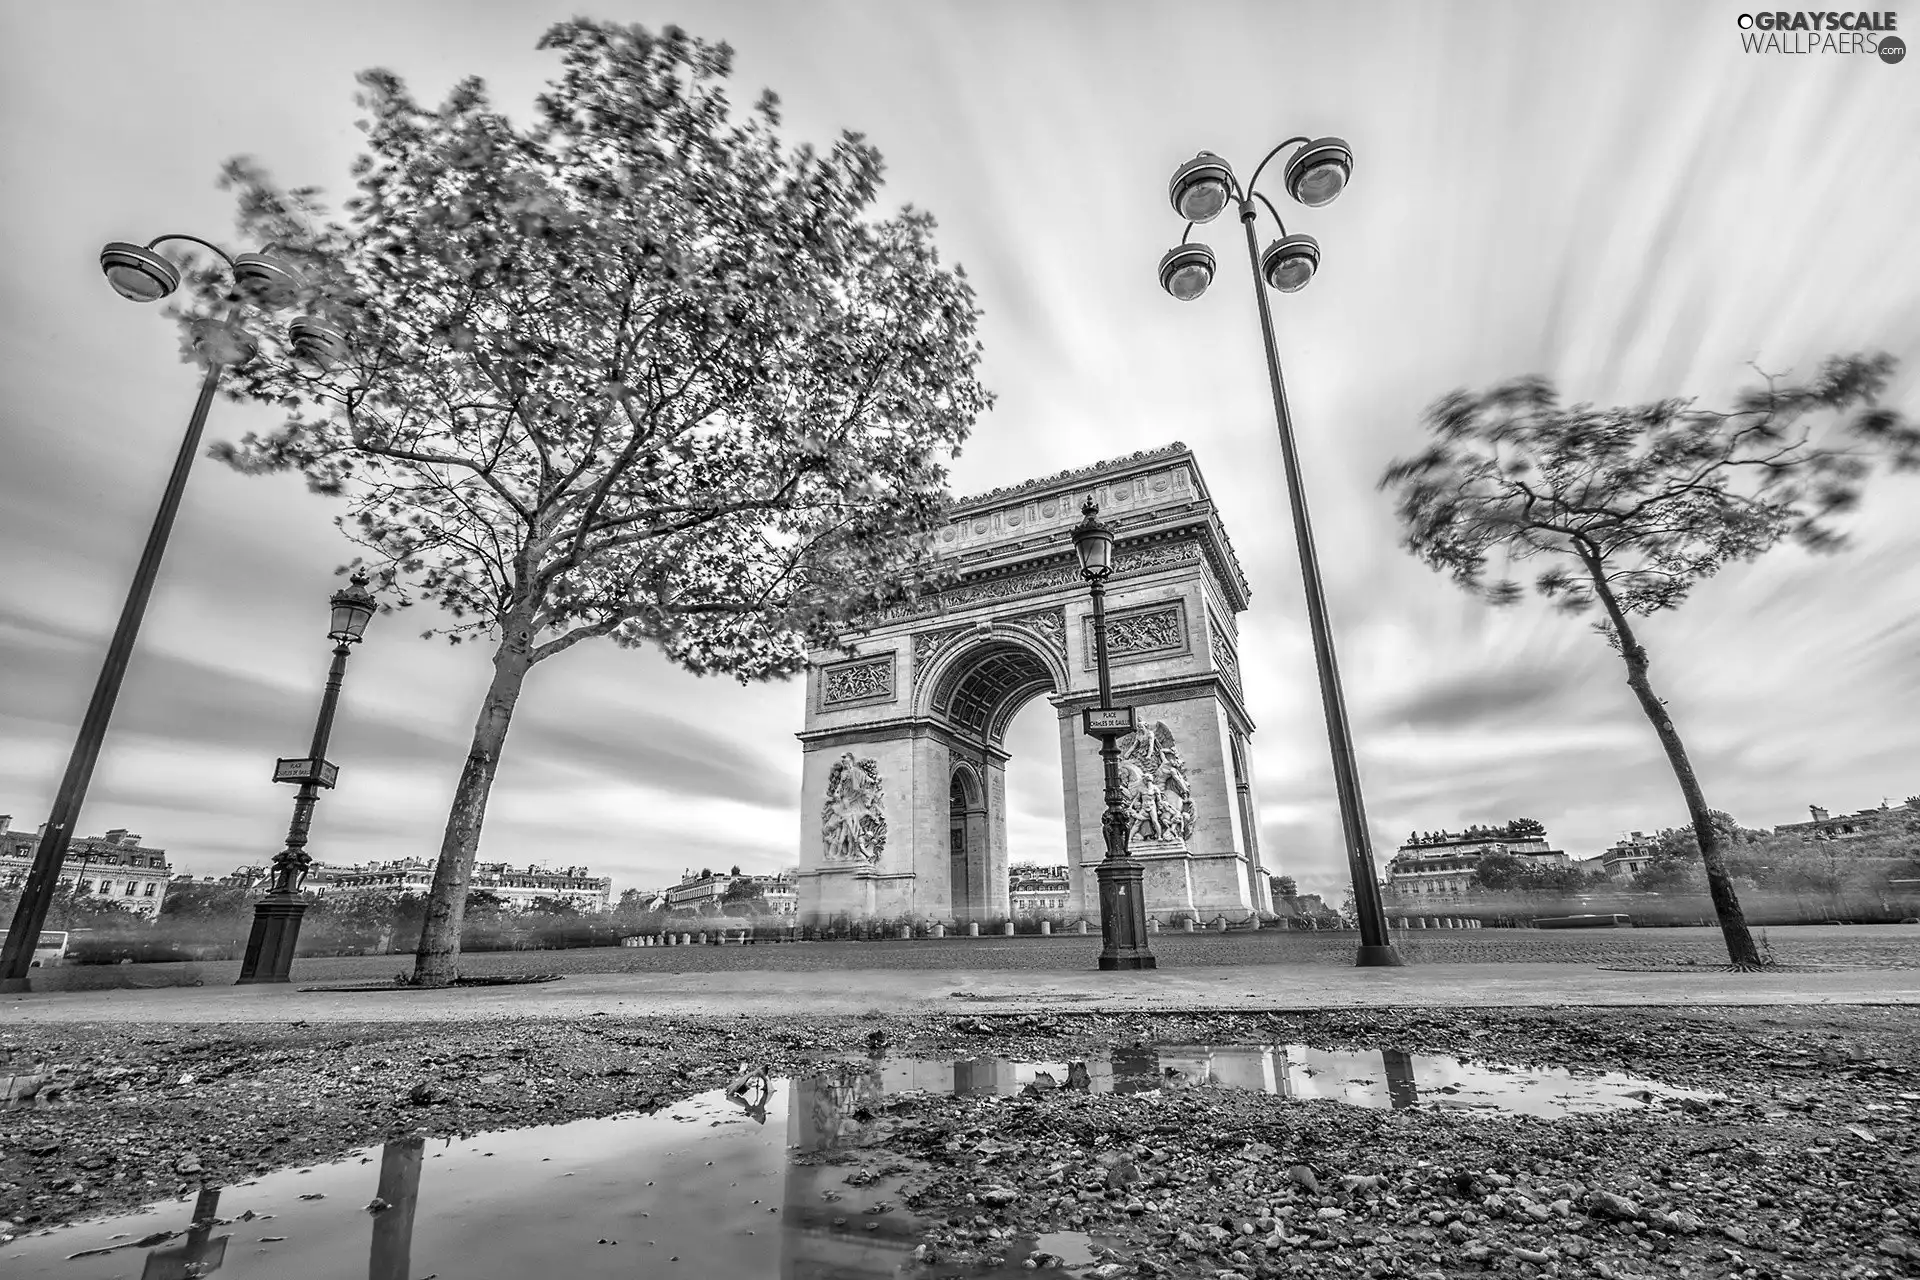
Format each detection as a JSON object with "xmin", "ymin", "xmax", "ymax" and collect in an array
[
  {"xmin": 1002, "ymin": 921, "xmax": 1015, "ymax": 936},
  {"xmin": 1212, "ymin": 916, "xmax": 1228, "ymax": 932},
  {"xmin": 1077, "ymin": 919, "xmax": 1090, "ymax": 936},
  {"xmin": 933, "ymin": 923, "xmax": 945, "ymax": 938},
  {"xmin": 1148, "ymin": 917, "xmax": 1161, "ymax": 933},
  {"xmin": 900, "ymin": 924, "xmax": 912, "ymax": 940},
  {"xmin": 1247, "ymin": 915, "xmax": 1261, "ymax": 931},
  {"xmin": 1182, "ymin": 919, "xmax": 1195, "ymax": 933},
  {"xmin": 1040, "ymin": 921, "xmax": 1052, "ymax": 936},
  {"xmin": 968, "ymin": 922, "xmax": 980, "ymax": 937},
  {"xmin": 680, "ymin": 933, "xmax": 692, "ymax": 946}
]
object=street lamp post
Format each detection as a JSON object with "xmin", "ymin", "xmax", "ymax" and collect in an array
[
  {"xmin": 236, "ymin": 572, "xmax": 377, "ymax": 984},
  {"xmin": 1159, "ymin": 138, "xmax": 1403, "ymax": 967},
  {"xmin": 0, "ymin": 235, "xmax": 341, "ymax": 993},
  {"xmin": 1073, "ymin": 499, "xmax": 1157, "ymax": 971}
]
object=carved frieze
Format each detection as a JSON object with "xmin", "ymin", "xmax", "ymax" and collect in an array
[
  {"xmin": 821, "ymin": 654, "xmax": 895, "ymax": 708},
  {"xmin": 1082, "ymin": 600, "xmax": 1189, "ymax": 670},
  {"xmin": 1210, "ymin": 623, "xmax": 1243, "ymax": 699},
  {"xmin": 878, "ymin": 540, "xmax": 1200, "ymax": 625},
  {"xmin": 821, "ymin": 753, "xmax": 887, "ymax": 863},
  {"xmin": 1004, "ymin": 606, "xmax": 1066, "ymax": 662}
]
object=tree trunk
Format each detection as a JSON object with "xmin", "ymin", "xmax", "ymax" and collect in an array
[
  {"xmin": 411, "ymin": 625, "xmax": 537, "ymax": 986},
  {"xmin": 1582, "ymin": 556, "xmax": 1762, "ymax": 967}
]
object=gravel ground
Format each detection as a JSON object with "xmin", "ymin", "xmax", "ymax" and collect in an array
[
  {"xmin": 4, "ymin": 1005, "xmax": 1917, "ymax": 1277},
  {"xmin": 28, "ymin": 923, "xmax": 1920, "ymax": 992}
]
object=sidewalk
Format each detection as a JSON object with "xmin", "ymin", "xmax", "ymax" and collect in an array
[{"xmin": 7, "ymin": 960, "xmax": 1917, "ymax": 1023}]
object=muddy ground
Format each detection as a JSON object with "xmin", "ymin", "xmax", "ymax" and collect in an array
[{"xmin": 3, "ymin": 1005, "xmax": 1916, "ymax": 1277}]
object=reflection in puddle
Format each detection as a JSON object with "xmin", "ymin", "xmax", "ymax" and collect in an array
[
  {"xmin": 870, "ymin": 1043, "xmax": 1714, "ymax": 1115},
  {"xmin": 3, "ymin": 1046, "xmax": 1708, "ymax": 1278}
]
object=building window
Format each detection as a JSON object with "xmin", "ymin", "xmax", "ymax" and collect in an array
[{"xmin": 126, "ymin": 881, "xmax": 140, "ymax": 896}]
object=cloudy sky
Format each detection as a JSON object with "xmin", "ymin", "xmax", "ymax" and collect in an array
[{"xmin": 1, "ymin": 1, "xmax": 1915, "ymax": 902}]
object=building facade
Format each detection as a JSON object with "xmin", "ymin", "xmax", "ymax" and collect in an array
[
  {"xmin": 1773, "ymin": 798, "xmax": 1918, "ymax": 841},
  {"xmin": 1009, "ymin": 864, "xmax": 1072, "ymax": 917},
  {"xmin": 1600, "ymin": 832, "xmax": 1661, "ymax": 882},
  {"xmin": 308, "ymin": 857, "xmax": 612, "ymax": 912},
  {"xmin": 1385, "ymin": 820, "xmax": 1569, "ymax": 903},
  {"xmin": 0, "ymin": 817, "xmax": 172, "ymax": 917}
]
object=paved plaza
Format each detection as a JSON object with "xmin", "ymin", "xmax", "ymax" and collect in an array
[{"xmin": 8, "ymin": 924, "xmax": 1915, "ymax": 1024}]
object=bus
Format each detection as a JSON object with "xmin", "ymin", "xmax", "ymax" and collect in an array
[
  {"xmin": 1533, "ymin": 913, "xmax": 1633, "ymax": 929},
  {"xmin": 0, "ymin": 929, "xmax": 71, "ymax": 966}
]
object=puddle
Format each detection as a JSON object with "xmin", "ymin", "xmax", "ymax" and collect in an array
[{"xmin": 2, "ymin": 1047, "xmax": 1709, "ymax": 1278}]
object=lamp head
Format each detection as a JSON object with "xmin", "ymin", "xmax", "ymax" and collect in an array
[
  {"xmin": 1259, "ymin": 233, "xmax": 1321, "ymax": 294},
  {"xmin": 1167, "ymin": 151, "xmax": 1235, "ymax": 223},
  {"xmin": 233, "ymin": 252, "xmax": 302, "ymax": 308},
  {"xmin": 1157, "ymin": 242, "xmax": 1216, "ymax": 302},
  {"xmin": 289, "ymin": 316, "xmax": 350, "ymax": 370},
  {"xmin": 328, "ymin": 570, "xmax": 377, "ymax": 643},
  {"xmin": 100, "ymin": 242, "xmax": 180, "ymax": 303},
  {"xmin": 1283, "ymin": 137, "xmax": 1353, "ymax": 208},
  {"xmin": 1072, "ymin": 498, "xmax": 1115, "ymax": 579}
]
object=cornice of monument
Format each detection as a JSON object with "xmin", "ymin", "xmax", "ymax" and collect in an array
[{"xmin": 934, "ymin": 441, "xmax": 1250, "ymax": 604}]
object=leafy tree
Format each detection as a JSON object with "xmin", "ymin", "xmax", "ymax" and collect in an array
[
  {"xmin": 463, "ymin": 889, "xmax": 509, "ymax": 917},
  {"xmin": 1381, "ymin": 355, "xmax": 1916, "ymax": 966},
  {"xmin": 1473, "ymin": 851, "xmax": 1528, "ymax": 892},
  {"xmin": 180, "ymin": 21, "xmax": 990, "ymax": 984},
  {"xmin": 1272, "ymin": 875, "xmax": 1298, "ymax": 898},
  {"xmin": 527, "ymin": 895, "xmax": 579, "ymax": 916}
]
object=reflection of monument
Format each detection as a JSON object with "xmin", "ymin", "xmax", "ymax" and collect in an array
[
  {"xmin": 141, "ymin": 1187, "xmax": 228, "ymax": 1280},
  {"xmin": 1112, "ymin": 1047, "xmax": 1161, "ymax": 1096},
  {"xmin": 780, "ymin": 1068, "xmax": 925, "ymax": 1280},
  {"xmin": 1382, "ymin": 1050, "xmax": 1420, "ymax": 1110},
  {"xmin": 370, "ymin": 1138, "xmax": 424, "ymax": 1280}
]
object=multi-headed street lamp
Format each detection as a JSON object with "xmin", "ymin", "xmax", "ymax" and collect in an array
[
  {"xmin": 1072, "ymin": 499, "xmax": 1157, "ymax": 971},
  {"xmin": 0, "ymin": 234, "xmax": 346, "ymax": 993},
  {"xmin": 236, "ymin": 571, "xmax": 377, "ymax": 984},
  {"xmin": 1158, "ymin": 138, "xmax": 1404, "ymax": 968}
]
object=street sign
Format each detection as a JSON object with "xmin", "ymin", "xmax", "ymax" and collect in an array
[
  {"xmin": 1082, "ymin": 706, "xmax": 1137, "ymax": 737},
  {"xmin": 272, "ymin": 757, "xmax": 339, "ymax": 788}
]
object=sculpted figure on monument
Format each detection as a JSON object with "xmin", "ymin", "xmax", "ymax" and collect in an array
[
  {"xmin": 821, "ymin": 753, "xmax": 887, "ymax": 863},
  {"xmin": 1117, "ymin": 721, "xmax": 1195, "ymax": 844}
]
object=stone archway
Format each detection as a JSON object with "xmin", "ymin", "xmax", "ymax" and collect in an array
[{"xmin": 794, "ymin": 443, "xmax": 1274, "ymax": 927}]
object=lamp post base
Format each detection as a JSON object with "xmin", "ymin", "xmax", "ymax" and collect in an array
[
  {"xmin": 236, "ymin": 897, "xmax": 310, "ymax": 984},
  {"xmin": 1094, "ymin": 857, "xmax": 1158, "ymax": 971},
  {"xmin": 1354, "ymin": 943, "xmax": 1407, "ymax": 968}
]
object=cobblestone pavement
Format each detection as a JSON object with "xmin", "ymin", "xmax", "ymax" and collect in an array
[{"xmin": 29, "ymin": 922, "xmax": 1919, "ymax": 992}]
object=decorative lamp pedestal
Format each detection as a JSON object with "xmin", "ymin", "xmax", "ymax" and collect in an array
[
  {"xmin": 237, "ymin": 897, "xmax": 310, "ymax": 984},
  {"xmin": 1094, "ymin": 856, "xmax": 1157, "ymax": 970}
]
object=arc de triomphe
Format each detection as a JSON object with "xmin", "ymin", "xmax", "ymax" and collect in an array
[{"xmin": 794, "ymin": 442, "xmax": 1272, "ymax": 926}]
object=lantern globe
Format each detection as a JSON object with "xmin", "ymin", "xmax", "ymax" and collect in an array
[
  {"xmin": 1260, "ymin": 233, "xmax": 1321, "ymax": 294},
  {"xmin": 233, "ymin": 253, "xmax": 302, "ymax": 307},
  {"xmin": 100, "ymin": 242, "xmax": 180, "ymax": 303},
  {"xmin": 1157, "ymin": 243, "xmax": 1216, "ymax": 302},
  {"xmin": 289, "ymin": 316, "xmax": 350, "ymax": 370},
  {"xmin": 1167, "ymin": 152, "xmax": 1235, "ymax": 223},
  {"xmin": 1072, "ymin": 499, "xmax": 1115, "ymax": 579},
  {"xmin": 328, "ymin": 571, "xmax": 377, "ymax": 642},
  {"xmin": 1283, "ymin": 137, "xmax": 1353, "ymax": 208}
]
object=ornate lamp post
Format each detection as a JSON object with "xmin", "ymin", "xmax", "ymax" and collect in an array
[
  {"xmin": 1, "ymin": 235, "xmax": 341, "ymax": 993},
  {"xmin": 1158, "ymin": 138, "xmax": 1403, "ymax": 967},
  {"xmin": 236, "ymin": 571, "xmax": 377, "ymax": 983},
  {"xmin": 1073, "ymin": 499, "xmax": 1157, "ymax": 971}
]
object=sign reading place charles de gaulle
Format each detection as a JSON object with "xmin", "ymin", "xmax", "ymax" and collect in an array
[
  {"xmin": 1082, "ymin": 706, "xmax": 1137, "ymax": 738},
  {"xmin": 272, "ymin": 757, "xmax": 340, "ymax": 789}
]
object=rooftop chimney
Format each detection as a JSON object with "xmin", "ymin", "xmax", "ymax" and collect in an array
[
  {"xmin": 105, "ymin": 828, "xmax": 127, "ymax": 843},
  {"xmin": 0, "ymin": 815, "xmax": 10, "ymax": 834},
  {"xmin": 1810, "ymin": 805, "xmax": 1829, "ymax": 822}
]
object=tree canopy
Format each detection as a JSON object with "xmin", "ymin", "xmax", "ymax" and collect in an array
[
  {"xmin": 1381, "ymin": 354, "xmax": 1915, "ymax": 967},
  {"xmin": 173, "ymin": 19, "xmax": 992, "ymax": 984}
]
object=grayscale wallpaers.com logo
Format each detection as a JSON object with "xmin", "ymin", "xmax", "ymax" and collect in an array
[{"xmin": 1737, "ymin": 10, "xmax": 1904, "ymax": 60}]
